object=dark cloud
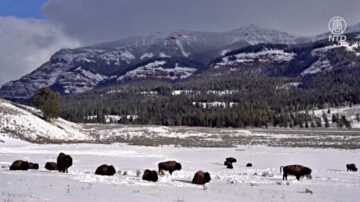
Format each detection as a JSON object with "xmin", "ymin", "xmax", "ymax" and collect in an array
[{"xmin": 42, "ymin": 0, "xmax": 360, "ymax": 44}]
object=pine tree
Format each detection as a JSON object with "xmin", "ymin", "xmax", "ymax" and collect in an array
[{"xmin": 33, "ymin": 87, "xmax": 60, "ymax": 121}]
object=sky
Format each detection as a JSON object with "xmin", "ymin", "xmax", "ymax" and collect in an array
[{"xmin": 0, "ymin": 0, "xmax": 360, "ymax": 85}]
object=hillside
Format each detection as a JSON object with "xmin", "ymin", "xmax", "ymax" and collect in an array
[{"xmin": 0, "ymin": 98, "xmax": 94, "ymax": 143}]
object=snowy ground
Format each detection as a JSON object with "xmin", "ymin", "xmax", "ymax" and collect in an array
[
  {"xmin": 86, "ymin": 124, "xmax": 360, "ymax": 149},
  {"xmin": 1, "ymin": 138, "xmax": 359, "ymax": 202},
  {"xmin": 0, "ymin": 99, "xmax": 93, "ymax": 143}
]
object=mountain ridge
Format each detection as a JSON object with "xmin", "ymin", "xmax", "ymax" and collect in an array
[{"xmin": 1, "ymin": 24, "xmax": 360, "ymax": 101}]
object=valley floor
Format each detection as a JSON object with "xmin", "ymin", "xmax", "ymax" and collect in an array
[{"xmin": 0, "ymin": 137, "xmax": 359, "ymax": 202}]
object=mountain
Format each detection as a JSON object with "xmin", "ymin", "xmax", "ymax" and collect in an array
[
  {"xmin": 1, "ymin": 24, "xmax": 360, "ymax": 101},
  {"xmin": 0, "ymin": 25, "xmax": 299, "ymax": 101}
]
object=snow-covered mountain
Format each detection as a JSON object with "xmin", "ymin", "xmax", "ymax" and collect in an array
[
  {"xmin": 0, "ymin": 25, "xmax": 300, "ymax": 100},
  {"xmin": 1, "ymin": 24, "xmax": 360, "ymax": 101}
]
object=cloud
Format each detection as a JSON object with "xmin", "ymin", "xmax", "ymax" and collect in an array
[
  {"xmin": 42, "ymin": 0, "xmax": 360, "ymax": 44},
  {"xmin": 0, "ymin": 16, "xmax": 80, "ymax": 86}
]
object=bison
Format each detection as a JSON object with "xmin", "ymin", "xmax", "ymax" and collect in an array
[
  {"xmin": 224, "ymin": 161, "xmax": 233, "ymax": 169},
  {"xmin": 28, "ymin": 162, "xmax": 39, "ymax": 170},
  {"xmin": 45, "ymin": 162, "xmax": 58, "ymax": 171},
  {"xmin": 346, "ymin": 163, "xmax": 357, "ymax": 172},
  {"xmin": 57, "ymin": 152, "xmax": 73, "ymax": 173},
  {"xmin": 280, "ymin": 164, "xmax": 312, "ymax": 181},
  {"xmin": 9, "ymin": 160, "xmax": 29, "ymax": 171},
  {"xmin": 158, "ymin": 161, "xmax": 182, "ymax": 175},
  {"xmin": 246, "ymin": 163, "xmax": 252, "ymax": 167},
  {"xmin": 142, "ymin": 169, "xmax": 158, "ymax": 182},
  {"xmin": 225, "ymin": 157, "xmax": 237, "ymax": 163},
  {"xmin": 95, "ymin": 164, "xmax": 116, "ymax": 176},
  {"xmin": 192, "ymin": 170, "xmax": 211, "ymax": 185}
]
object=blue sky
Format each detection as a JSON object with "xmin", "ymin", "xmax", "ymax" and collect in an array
[{"xmin": 0, "ymin": 0, "xmax": 47, "ymax": 18}]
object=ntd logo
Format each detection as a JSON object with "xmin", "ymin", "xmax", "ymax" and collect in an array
[{"xmin": 328, "ymin": 16, "xmax": 347, "ymax": 42}]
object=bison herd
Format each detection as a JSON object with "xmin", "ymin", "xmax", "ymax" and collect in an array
[{"xmin": 8, "ymin": 153, "xmax": 358, "ymax": 185}]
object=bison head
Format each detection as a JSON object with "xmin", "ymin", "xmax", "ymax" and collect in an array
[
  {"xmin": 204, "ymin": 172, "xmax": 211, "ymax": 183},
  {"xmin": 302, "ymin": 167, "xmax": 312, "ymax": 179},
  {"xmin": 175, "ymin": 163, "xmax": 182, "ymax": 171},
  {"xmin": 107, "ymin": 165, "xmax": 116, "ymax": 175},
  {"xmin": 63, "ymin": 155, "xmax": 73, "ymax": 167}
]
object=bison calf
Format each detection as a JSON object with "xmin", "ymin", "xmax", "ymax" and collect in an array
[
  {"xmin": 57, "ymin": 152, "xmax": 73, "ymax": 173},
  {"xmin": 347, "ymin": 163, "xmax": 357, "ymax": 172},
  {"xmin": 45, "ymin": 162, "xmax": 58, "ymax": 171},
  {"xmin": 192, "ymin": 170, "xmax": 211, "ymax": 185},
  {"xmin": 280, "ymin": 164, "xmax": 312, "ymax": 181},
  {"xmin": 28, "ymin": 162, "xmax": 39, "ymax": 170},
  {"xmin": 95, "ymin": 164, "xmax": 116, "ymax": 176},
  {"xmin": 142, "ymin": 169, "xmax": 158, "ymax": 182},
  {"xmin": 10, "ymin": 160, "xmax": 29, "ymax": 171},
  {"xmin": 158, "ymin": 161, "xmax": 182, "ymax": 175}
]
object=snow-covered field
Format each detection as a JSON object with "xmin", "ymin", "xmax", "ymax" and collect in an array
[
  {"xmin": 1, "ymin": 98, "xmax": 360, "ymax": 201},
  {"xmin": 1, "ymin": 138, "xmax": 359, "ymax": 202}
]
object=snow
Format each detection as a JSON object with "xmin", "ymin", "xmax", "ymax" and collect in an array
[
  {"xmin": 207, "ymin": 90, "xmax": 239, "ymax": 96},
  {"xmin": 301, "ymin": 56, "xmax": 332, "ymax": 76},
  {"xmin": 175, "ymin": 39, "xmax": 190, "ymax": 57},
  {"xmin": 276, "ymin": 82, "xmax": 302, "ymax": 90},
  {"xmin": 0, "ymin": 141, "xmax": 359, "ymax": 202},
  {"xmin": 59, "ymin": 66, "xmax": 108, "ymax": 94},
  {"xmin": 85, "ymin": 115, "xmax": 139, "ymax": 123},
  {"xmin": 171, "ymin": 90, "xmax": 199, "ymax": 96},
  {"xmin": 99, "ymin": 49, "xmax": 136, "ymax": 65},
  {"xmin": 308, "ymin": 104, "xmax": 360, "ymax": 128},
  {"xmin": 215, "ymin": 49, "xmax": 296, "ymax": 68},
  {"xmin": 192, "ymin": 102, "xmax": 238, "ymax": 109},
  {"xmin": 159, "ymin": 52, "xmax": 171, "ymax": 58},
  {"xmin": 140, "ymin": 53, "xmax": 154, "ymax": 60},
  {"xmin": 117, "ymin": 61, "xmax": 197, "ymax": 81},
  {"xmin": 0, "ymin": 99, "xmax": 93, "ymax": 142},
  {"xmin": 312, "ymin": 41, "xmax": 360, "ymax": 57},
  {"xmin": 220, "ymin": 49, "xmax": 230, "ymax": 56}
]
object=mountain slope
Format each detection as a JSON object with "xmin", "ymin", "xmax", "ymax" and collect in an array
[{"xmin": 0, "ymin": 98, "xmax": 94, "ymax": 143}]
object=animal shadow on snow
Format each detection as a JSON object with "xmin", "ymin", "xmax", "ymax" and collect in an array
[{"xmin": 173, "ymin": 179, "xmax": 193, "ymax": 184}]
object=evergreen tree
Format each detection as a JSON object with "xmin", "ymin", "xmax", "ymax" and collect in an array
[{"xmin": 33, "ymin": 87, "xmax": 60, "ymax": 121}]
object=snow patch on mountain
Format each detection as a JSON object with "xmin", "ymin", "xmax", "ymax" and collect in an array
[
  {"xmin": 140, "ymin": 53, "xmax": 154, "ymax": 60},
  {"xmin": 215, "ymin": 49, "xmax": 296, "ymax": 68},
  {"xmin": 301, "ymin": 56, "xmax": 332, "ymax": 76},
  {"xmin": 159, "ymin": 52, "xmax": 171, "ymax": 58},
  {"xmin": 117, "ymin": 61, "xmax": 196, "ymax": 81},
  {"xmin": 175, "ymin": 39, "xmax": 190, "ymax": 57}
]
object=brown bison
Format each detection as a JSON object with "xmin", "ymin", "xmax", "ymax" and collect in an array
[
  {"xmin": 142, "ymin": 169, "xmax": 158, "ymax": 182},
  {"xmin": 57, "ymin": 152, "xmax": 73, "ymax": 173},
  {"xmin": 95, "ymin": 164, "xmax": 116, "ymax": 176},
  {"xmin": 226, "ymin": 157, "xmax": 237, "ymax": 163},
  {"xmin": 224, "ymin": 161, "xmax": 233, "ymax": 169},
  {"xmin": 9, "ymin": 160, "xmax": 29, "ymax": 171},
  {"xmin": 28, "ymin": 162, "xmax": 39, "ymax": 170},
  {"xmin": 246, "ymin": 163, "xmax": 252, "ymax": 167},
  {"xmin": 346, "ymin": 163, "xmax": 357, "ymax": 172},
  {"xmin": 280, "ymin": 164, "xmax": 312, "ymax": 181},
  {"xmin": 158, "ymin": 161, "xmax": 182, "ymax": 175},
  {"xmin": 45, "ymin": 162, "xmax": 58, "ymax": 171},
  {"xmin": 192, "ymin": 170, "xmax": 211, "ymax": 185}
]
